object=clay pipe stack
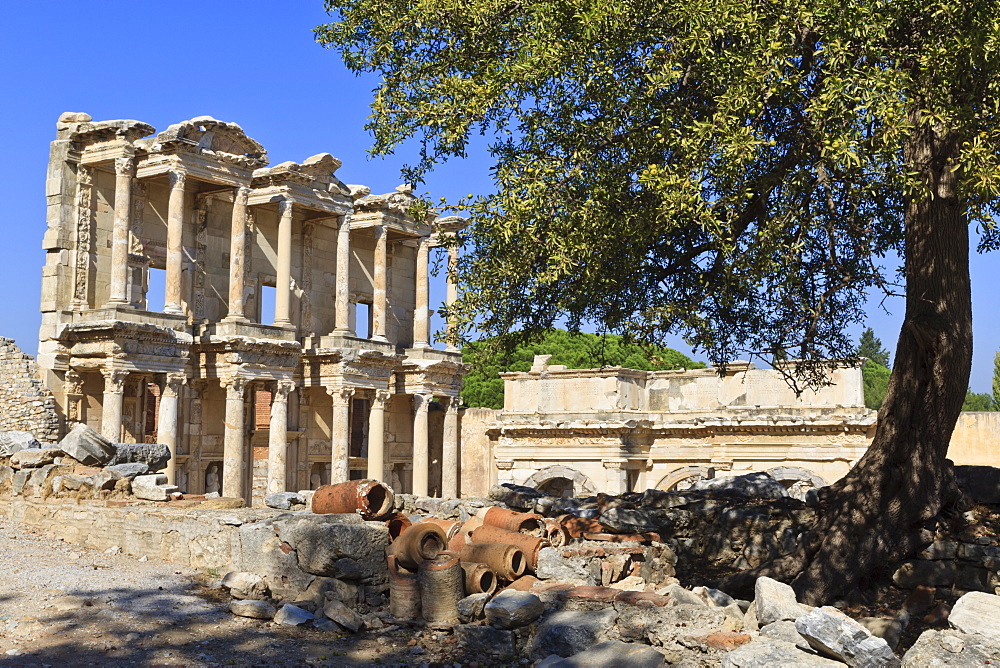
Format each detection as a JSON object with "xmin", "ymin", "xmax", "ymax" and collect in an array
[{"xmin": 469, "ymin": 524, "xmax": 549, "ymax": 573}]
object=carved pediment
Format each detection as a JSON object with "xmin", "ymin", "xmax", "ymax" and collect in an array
[{"xmin": 142, "ymin": 116, "xmax": 268, "ymax": 168}]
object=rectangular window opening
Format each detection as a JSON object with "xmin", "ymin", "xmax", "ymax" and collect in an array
[
  {"xmin": 147, "ymin": 267, "xmax": 166, "ymax": 313},
  {"xmin": 356, "ymin": 302, "xmax": 372, "ymax": 339},
  {"xmin": 260, "ymin": 285, "xmax": 276, "ymax": 325}
]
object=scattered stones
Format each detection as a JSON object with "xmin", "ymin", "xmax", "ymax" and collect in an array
[
  {"xmin": 273, "ymin": 603, "xmax": 314, "ymax": 626},
  {"xmin": 901, "ymin": 628, "xmax": 1000, "ymax": 666},
  {"xmin": 106, "ymin": 462, "xmax": 149, "ymax": 479},
  {"xmin": 454, "ymin": 623, "xmax": 516, "ymax": 657},
  {"xmin": 892, "ymin": 559, "xmax": 957, "ymax": 588},
  {"xmin": 58, "ymin": 423, "xmax": 116, "ymax": 467},
  {"xmin": 323, "ymin": 599, "xmax": 364, "ymax": 632},
  {"xmin": 528, "ymin": 608, "xmax": 618, "ymax": 659},
  {"xmin": 722, "ymin": 637, "xmax": 844, "ymax": 667},
  {"xmin": 10, "ymin": 448, "xmax": 61, "ymax": 469},
  {"xmin": 457, "ymin": 593, "xmax": 490, "ymax": 622},
  {"xmin": 948, "ymin": 590, "xmax": 1000, "ymax": 637},
  {"xmin": 265, "ymin": 491, "xmax": 305, "ymax": 510},
  {"xmin": 0, "ymin": 430, "xmax": 40, "ymax": 456},
  {"xmin": 795, "ymin": 606, "xmax": 900, "ymax": 667},
  {"xmin": 131, "ymin": 474, "xmax": 179, "ymax": 501},
  {"xmin": 229, "ymin": 599, "xmax": 277, "ymax": 620},
  {"xmin": 485, "ymin": 590, "xmax": 545, "ymax": 629},
  {"xmin": 221, "ymin": 572, "xmax": 270, "ymax": 600},
  {"xmin": 106, "ymin": 443, "xmax": 170, "ymax": 471},
  {"xmin": 754, "ymin": 576, "xmax": 809, "ymax": 626},
  {"xmin": 536, "ymin": 640, "xmax": 666, "ymax": 667}
]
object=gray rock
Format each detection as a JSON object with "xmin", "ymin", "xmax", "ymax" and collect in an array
[
  {"xmin": 12, "ymin": 469, "xmax": 29, "ymax": 494},
  {"xmin": 10, "ymin": 448, "xmax": 61, "ymax": 469},
  {"xmin": 948, "ymin": 591, "xmax": 1000, "ymax": 637},
  {"xmin": 229, "ymin": 599, "xmax": 276, "ymax": 619},
  {"xmin": 131, "ymin": 474, "xmax": 178, "ymax": 501},
  {"xmin": 901, "ymin": 629, "xmax": 1000, "ymax": 667},
  {"xmin": 53, "ymin": 471, "xmax": 117, "ymax": 495},
  {"xmin": 265, "ymin": 492, "xmax": 305, "ymax": 510},
  {"xmin": 795, "ymin": 606, "xmax": 900, "ymax": 667},
  {"xmin": 919, "ymin": 541, "xmax": 959, "ymax": 560},
  {"xmin": 536, "ymin": 546, "xmax": 593, "ymax": 584},
  {"xmin": 754, "ymin": 577, "xmax": 809, "ymax": 626},
  {"xmin": 892, "ymin": 559, "xmax": 957, "ymax": 588},
  {"xmin": 273, "ymin": 603, "xmax": 314, "ymax": 626},
  {"xmin": 690, "ymin": 472, "xmax": 790, "ymax": 499},
  {"xmin": 693, "ymin": 586, "xmax": 737, "ymax": 608},
  {"xmin": 528, "ymin": 608, "xmax": 618, "ymax": 659},
  {"xmin": 536, "ymin": 640, "xmax": 665, "ymax": 667},
  {"xmin": 723, "ymin": 638, "xmax": 844, "ymax": 667},
  {"xmin": 106, "ymin": 462, "xmax": 149, "ymax": 479},
  {"xmin": 106, "ymin": 443, "xmax": 170, "ymax": 471},
  {"xmin": 760, "ymin": 620, "xmax": 810, "ymax": 651},
  {"xmin": 617, "ymin": 603, "xmax": 732, "ymax": 645},
  {"xmin": 485, "ymin": 590, "xmax": 545, "ymax": 629},
  {"xmin": 272, "ymin": 514, "xmax": 390, "ymax": 585},
  {"xmin": 323, "ymin": 599, "xmax": 364, "ymax": 632},
  {"xmin": 221, "ymin": 572, "xmax": 270, "ymax": 600},
  {"xmin": 457, "ymin": 593, "xmax": 490, "ymax": 622},
  {"xmin": 599, "ymin": 507, "xmax": 672, "ymax": 533},
  {"xmin": 666, "ymin": 584, "xmax": 708, "ymax": 607},
  {"xmin": 859, "ymin": 614, "xmax": 908, "ymax": 652},
  {"xmin": 59, "ymin": 423, "xmax": 116, "ymax": 466},
  {"xmin": 454, "ymin": 624, "xmax": 516, "ymax": 657},
  {"xmin": 0, "ymin": 465, "xmax": 12, "ymax": 487},
  {"xmin": 0, "ymin": 431, "xmax": 40, "ymax": 456}
]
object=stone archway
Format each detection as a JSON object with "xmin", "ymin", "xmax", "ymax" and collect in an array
[
  {"xmin": 767, "ymin": 466, "xmax": 827, "ymax": 501},
  {"xmin": 523, "ymin": 465, "xmax": 598, "ymax": 498},
  {"xmin": 655, "ymin": 465, "xmax": 714, "ymax": 492}
]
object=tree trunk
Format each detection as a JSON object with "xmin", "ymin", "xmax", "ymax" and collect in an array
[{"xmin": 722, "ymin": 114, "xmax": 972, "ymax": 605}]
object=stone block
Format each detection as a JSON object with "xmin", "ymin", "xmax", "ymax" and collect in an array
[
  {"xmin": 0, "ymin": 431, "xmax": 40, "ymax": 456},
  {"xmin": 132, "ymin": 474, "xmax": 178, "ymax": 501},
  {"xmin": 106, "ymin": 443, "xmax": 170, "ymax": 471},
  {"xmin": 10, "ymin": 448, "xmax": 61, "ymax": 469},
  {"xmin": 759, "ymin": 620, "xmax": 810, "ymax": 651},
  {"xmin": 454, "ymin": 624, "xmax": 517, "ymax": 657},
  {"xmin": 323, "ymin": 599, "xmax": 364, "ymax": 632},
  {"xmin": 795, "ymin": 606, "xmax": 900, "ymax": 667},
  {"xmin": 754, "ymin": 576, "xmax": 809, "ymax": 626},
  {"xmin": 485, "ymin": 590, "xmax": 545, "ymax": 629},
  {"xmin": 919, "ymin": 541, "xmax": 958, "ymax": 560},
  {"xmin": 666, "ymin": 584, "xmax": 708, "ymax": 607},
  {"xmin": 265, "ymin": 492, "xmax": 305, "ymax": 510},
  {"xmin": 273, "ymin": 514, "xmax": 389, "ymax": 585},
  {"xmin": 106, "ymin": 463, "xmax": 149, "ymax": 479},
  {"xmin": 535, "ymin": 640, "xmax": 666, "ymax": 667},
  {"xmin": 948, "ymin": 591, "xmax": 1000, "ymax": 636},
  {"xmin": 722, "ymin": 638, "xmax": 844, "ymax": 667},
  {"xmin": 901, "ymin": 629, "xmax": 1000, "ymax": 667},
  {"xmin": 536, "ymin": 546, "xmax": 593, "ymax": 584},
  {"xmin": 221, "ymin": 572, "xmax": 270, "ymax": 600},
  {"xmin": 229, "ymin": 599, "xmax": 276, "ymax": 619},
  {"xmin": 954, "ymin": 465, "xmax": 1000, "ymax": 504},
  {"xmin": 59, "ymin": 423, "xmax": 116, "ymax": 466},
  {"xmin": 692, "ymin": 586, "xmax": 737, "ymax": 608},
  {"xmin": 457, "ymin": 593, "xmax": 490, "ymax": 622},
  {"xmin": 690, "ymin": 472, "xmax": 790, "ymax": 499},
  {"xmin": 273, "ymin": 603, "xmax": 314, "ymax": 626},
  {"xmin": 528, "ymin": 608, "xmax": 618, "ymax": 659}
]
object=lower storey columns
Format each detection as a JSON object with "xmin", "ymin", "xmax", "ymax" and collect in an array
[
  {"xmin": 223, "ymin": 377, "xmax": 248, "ymax": 499},
  {"xmin": 157, "ymin": 373, "xmax": 186, "ymax": 485},
  {"xmin": 441, "ymin": 397, "xmax": 460, "ymax": 498},
  {"xmin": 329, "ymin": 387, "xmax": 355, "ymax": 484},
  {"xmin": 267, "ymin": 381, "xmax": 294, "ymax": 494},
  {"xmin": 367, "ymin": 390, "xmax": 390, "ymax": 481},
  {"xmin": 412, "ymin": 393, "xmax": 432, "ymax": 496},
  {"xmin": 101, "ymin": 368, "xmax": 128, "ymax": 442}
]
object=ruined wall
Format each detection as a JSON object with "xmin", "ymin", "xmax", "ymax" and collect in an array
[
  {"xmin": 950, "ymin": 412, "xmax": 1000, "ymax": 466},
  {"xmin": 460, "ymin": 407, "xmax": 500, "ymax": 498},
  {"xmin": 0, "ymin": 339, "xmax": 61, "ymax": 442}
]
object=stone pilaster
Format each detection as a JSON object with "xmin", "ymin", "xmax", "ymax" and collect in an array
[
  {"xmin": 64, "ymin": 369, "xmax": 84, "ymax": 423},
  {"xmin": 367, "ymin": 389, "xmax": 390, "ymax": 482},
  {"xmin": 445, "ymin": 244, "xmax": 460, "ymax": 352},
  {"xmin": 274, "ymin": 198, "xmax": 294, "ymax": 326},
  {"xmin": 412, "ymin": 393, "xmax": 433, "ymax": 496},
  {"xmin": 334, "ymin": 214, "xmax": 352, "ymax": 334},
  {"xmin": 267, "ymin": 380, "xmax": 295, "ymax": 495},
  {"xmin": 371, "ymin": 225, "xmax": 388, "ymax": 341},
  {"xmin": 158, "ymin": 373, "xmax": 186, "ymax": 485},
  {"xmin": 329, "ymin": 387, "xmax": 355, "ymax": 484},
  {"xmin": 106, "ymin": 156, "xmax": 134, "ymax": 306},
  {"xmin": 413, "ymin": 236, "xmax": 430, "ymax": 348},
  {"xmin": 72, "ymin": 167, "xmax": 94, "ymax": 310},
  {"xmin": 441, "ymin": 396, "xmax": 460, "ymax": 498},
  {"xmin": 100, "ymin": 368, "xmax": 129, "ymax": 441},
  {"xmin": 163, "ymin": 169, "xmax": 187, "ymax": 314},
  {"xmin": 226, "ymin": 186, "xmax": 251, "ymax": 321},
  {"xmin": 603, "ymin": 458, "xmax": 629, "ymax": 495},
  {"xmin": 222, "ymin": 377, "xmax": 248, "ymax": 499}
]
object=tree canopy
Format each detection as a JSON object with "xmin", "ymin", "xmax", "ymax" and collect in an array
[
  {"xmin": 461, "ymin": 329, "xmax": 705, "ymax": 409},
  {"xmin": 317, "ymin": 0, "xmax": 1000, "ymax": 604}
]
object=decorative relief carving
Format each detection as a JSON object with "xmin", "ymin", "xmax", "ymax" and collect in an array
[
  {"xmin": 274, "ymin": 380, "xmax": 295, "ymax": 402},
  {"xmin": 73, "ymin": 167, "xmax": 94, "ymax": 309},
  {"xmin": 301, "ymin": 221, "xmax": 315, "ymax": 335},
  {"xmin": 101, "ymin": 368, "xmax": 129, "ymax": 393},
  {"xmin": 129, "ymin": 181, "xmax": 147, "ymax": 255},
  {"xmin": 114, "ymin": 156, "xmax": 135, "ymax": 176},
  {"xmin": 193, "ymin": 205, "xmax": 208, "ymax": 319},
  {"xmin": 327, "ymin": 386, "xmax": 355, "ymax": 406}
]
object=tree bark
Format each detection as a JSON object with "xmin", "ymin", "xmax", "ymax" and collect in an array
[{"xmin": 722, "ymin": 113, "xmax": 972, "ymax": 605}]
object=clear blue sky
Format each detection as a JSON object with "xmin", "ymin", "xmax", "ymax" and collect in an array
[{"xmin": 1, "ymin": 2, "xmax": 997, "ymax": 393}]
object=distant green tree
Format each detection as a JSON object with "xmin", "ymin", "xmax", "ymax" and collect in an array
[
  {"xmin": 461, "ymin": 329, "xmax": 705, "ymax": 409},
  {"xmin": 857, "ymin": 328, "xmax": 891, "ymax": 367},
  {"xmin": 862, "ymin": 360, "xmax": 891, "ymax": 411},
  {"xmin": 993, "ymin": 351, "xmax": 1000, "ymax": 410},
  {"xmin": 962, "ymin": 388, "xmax": 995, "ymax": 412}
]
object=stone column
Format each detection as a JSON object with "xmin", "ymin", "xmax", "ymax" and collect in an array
[
  {"xmin": 106, "ymin": 156, "xmax": 134, "ymax": 306},
  {"xmin": 412, "ymin": 393, "xmax": 433, "ymax": 496},
  {"xmin": 223, "ymin": 377, "xmax": 248, "ymax": 499},
  {"xmin": 267, "ymin": 380, "xmax": 294, "ymax": 495},
  {"xmin": 334, "ymin": 214, "xmax": 353, "ymax": 334},
  {"xmin": 413, "ymin": 236, "xmax": 430, "ymax": 348},
  {"xmin": 603, "ymin": 459, "xmax": 629, "ymax": 495},
  {"xmin": 101, "ymin": 368, "xmax": 128, "ymax": 441},
  {"xmin": 274, "ymin": 198, "xmax": 294, "ymax": 326},
  {"xmin": 445, "ymin": 244, "xmax": 460, "ymax": 352},
  {"xmin": 367, "ymin": 390, "xmax": 390, "ymax": 481},
  {"xmin": 371, "ymin": 225, "xmax": 388, "ymax": 341},
  {"xmin": 441, "ymin": 396, "xmax": 460, "ymax": 498},
  {"xmin": 158, "ymin": 373, "xmax": 186, "ymax": 485},
  {"xmin": 163, "ymin": 169, "xmax": 187, "ymax": 314},
  {"xmin": 329, "ymin": 387, "xmax": 355, "ymax": 483},
  {"xmin": 226, "ymin": 186, "xmax": 251, "ymax": 320}
]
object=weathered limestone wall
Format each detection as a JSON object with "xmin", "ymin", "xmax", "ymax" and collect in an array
[
  {"xmin": 950, "ymin": 412, "xmax": 1000, "ymax": 466},
  {"xmin": 459, "ymin": 407, "xmax": 500, "ymax": 498},
  {"xmin": 0, "ymin": 339, "xmax": 61, "ymax": 443}
]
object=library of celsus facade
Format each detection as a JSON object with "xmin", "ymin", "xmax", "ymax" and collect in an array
[{"xmin": 37, "ymin": 112, "xmax": 467, "ymax": 505}]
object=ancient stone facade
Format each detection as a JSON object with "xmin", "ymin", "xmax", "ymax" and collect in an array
[
  {"xmin": 486, "ymin": 357, "xmax": 877, "ymax": 497},
  {"xmin": 36, "ymin": 112, "xmax": 466, "ymax": 504},
  {"xmin": 0, "ymin": 339, "xmax": 60, "ymax": 442}
]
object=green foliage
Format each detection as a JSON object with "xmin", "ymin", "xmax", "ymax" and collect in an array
[
  {"xmin": 461, "ymin": 329, "xmax": 705, "ymax": 408},
  {"xmin": 862, "ymin": 359, "xmax": 891, "ymax": 411},
  {"xmin": 316, "ymin": 0, "xmax": 1000, "ymax": 388},
  {"xmin": 993, "ymin": 350, "xmax": 1000, "ymax": 410},
  {"xmin": 857, "ymin": 328, "xmax": 891, "ymax": 368},
  {"xmin": 962, "ymin": 388, "xmax": 996, "ymax": 412}
]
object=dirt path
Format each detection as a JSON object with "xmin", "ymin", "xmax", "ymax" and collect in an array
[{"xmin": 0, "ymin": 515, "xmax": 480, "ymax": 667}]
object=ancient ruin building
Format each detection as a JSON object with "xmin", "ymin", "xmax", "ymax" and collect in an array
[
  {"xmin": 474, "ymin": 357, "xmax": 877, "ymax": 498},
  {"xmin": 37, "ymin": 112, "xmax": 467, "ymax": 504}
]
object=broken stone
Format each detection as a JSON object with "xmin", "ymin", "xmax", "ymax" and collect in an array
[
  {"xmin": 759, "ymin": 620, "xmax": 810, "ymax": 651},
  {"xmin": 131, "ymin": 474, "xmax": 178, "ymax": 501},
  {"xmin": 106, "ymin": 462, "xmax": 149, "ymax": 479},
  {"xmin": 690, "ymin": 472, "xmax": 790, "ymax": 499},
  {"xmin": 598, "ymin": 507, "xmax": 672, "ymax": 533},
  {"xmin": 535, "ymin": 640, "xmax": 666, "ymax": 667},
  {"xmin": 485, "ymin": 590, "xmax": 545, "ymax": 629},
  {"xmin": 666, "ymin": 584, "xmax": 709, "ymax": 607},
  {"xmin": 58, "ymin": 423, "xmax": 116, "ymax": 466},
  {"xmin": 693, "ymin": 586, "xmax": 737, "ymax": 608},
  {"xmin": 10, "ymin": 448, "xmax": 61, "ymax": 469},
  {"xmin": 106, "ymin": 443, "xmax": 170, "ymax": 471},
  {"xmin": 754, "ymin": 576, "xmax": 809, "ymax": 626},
  {"xmin": 273, "ymin": 603, "xmax": 314, "ymax": 626},
  {"xmin": 795, "ymin": 606, "xmax": 900, "ymax": 667},
  {"xmin": 265, "ymin": 491, "xmax": 305, "ymax": 510},
  {"xmin": 722, "ymin": 637, "xmax": 844, "ymax": 667},
  {"xmin": 457, "ymin": 593, "xmax": 490, "ymax": 622},
  {"xmin": 901, "ymin": 628, "xmax": 1000, "ymax": 667},
  {"xmin": 221, "ymin": 572, "xmax": 270, "ymax": 600},
  {"xmin": 454, "ymin": 623, "xmax": 517, "ymax": 657},
  {"xmin": 919, "ymin": 541, "xmax": 958, "ymax": 560},
  {"xmin": 536, "ymin": 546, "xmax": 593, "ymax": 584},
  {"xmin": 528, "ymin": 608, "xmax": 618, "ymax": 659},
  {"xmin": 0, "ymin": 431, "xmax": 40, "ymax": 456},
  {"xmin": 859, "ymin": 614, "xmax": 908, "ymax": 652},
  {"xmin": 948, "ymin": 590, "xmax": 1000, "ymax": 637},
  {"xmin": 229, "ymin": 599, "xmax": 276, "ymax": 619},
  {"xmin": 323, "ymin": 599, "xmax": 364, "ymax": 632}
]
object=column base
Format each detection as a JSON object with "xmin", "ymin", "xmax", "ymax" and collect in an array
[
  {"xmin": 103, "ymin": 299, "xmax": 131, "ymax": 309},
  {"xmin": 163, "ymin": 304, "xmax": 184, "ymax": 315},
  {"xmin": 370, "ymin": 335, "xmax": 389, "ymax": 343},
  {"xmin": 221, "ymin": 315, "xmax": 249, "ymax": 323}
]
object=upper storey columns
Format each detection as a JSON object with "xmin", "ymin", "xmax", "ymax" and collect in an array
[
  {"xmin": 225, "ymin": 186, "xmax": 252, "ymax": 321},
  {"xmin": 274, "ymin": 198, "xmax": 295, "ymax": 327},
  {"xmin": 105, "ymin": 156, "xmax": 135, "ymax": 307},
  {"xmin": 413, "ymin": 236, "xmax": 431, "ymax": 349},
  {"xmin": 334, "ymin": 214, "xmax": 353, "ymax": 335},
  {"xmin": 163, "ymin": 169, "xmax": 187, "ymax": 315},
  {"xmin": 371, "ymin": 224, "xmax": 388, "ymax": 342}
]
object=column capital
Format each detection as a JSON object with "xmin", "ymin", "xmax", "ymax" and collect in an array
[
  {"xmin": 443, "ymin": 395, "xmax": 462, "ymax": 413},
  {"xmin": 101, "ymin": 368, "xmax": 129, "ymax": 393},
  {"xmin": 327, "ymin": 386, "xmax": 355, "ymax": 406},
  {"xmin": 168, "ymin": 169, "xmax": 187, "ymax": 188},
  {"xmin": 64, "ymin": 369, "xmax": 84, "ymax": 395},
  {"xmin": 413, "ymin": 393, "xmax": 434, "ymax": 412},
  {"xmin": 274, "ymin": 380, "xmax": 296, "ymax": 401},
  {"xmin": 223, "ymin": 376, "xmax": 248, "ymax": 399},
  {"xmin": 339, "ymin": 213, "xmax": 353, "ymax": 230},
  {"xmin": 372, "ymin": 389, "xmax": 392, "ymax": 406},
  {"xmin": 114, "ymin": 156, "xmax": 135, "ymax": 176},
  {"xmin": 278, "ymin": 196, "xmax": 297, "ymax": 211},
  {"xmin": 163, "ymin": 373, "xmax": 187, "ymax": 397},
  {"xmin": 235, "ymin": 184, "xmax": 251, "ymax": 202},
  {"xmin": 602, "ymin": 458, "xmax": 628, "ymax": 470}
]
